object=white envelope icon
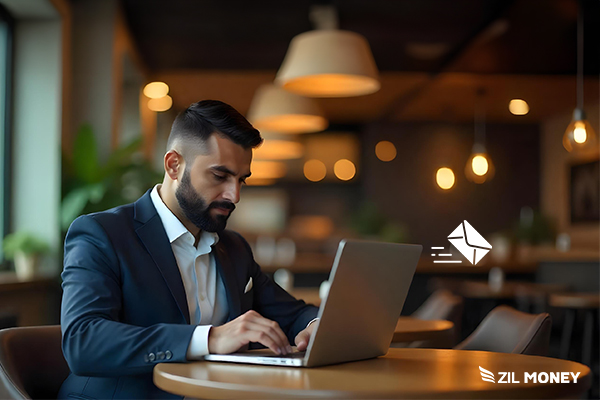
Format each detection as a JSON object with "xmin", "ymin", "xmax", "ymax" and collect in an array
[{"xmin": 448, "ymin": 220, "xmax": 492, "ymax": 265}]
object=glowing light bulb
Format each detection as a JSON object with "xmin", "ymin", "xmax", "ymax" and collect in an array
[
  {"xmin": 573, "ymin": 122, "xmax": 587, "ymax": 144},
  {"xmin": 375, "ymin": 141, "xmax": 397, "ymax": 162},
  {"xmin": 436, "ymin": 167, "xmax": 455, "ymax": 190},
  {"xmin": 304, "ymin": 159, "xmax": 326, "ymax": 182},
  {"xmin": 472, "ymin": 155, "xmax": 489, "ymax": 176},
  {"xmin": 143, "ymin": 82, "xmax": 169, "ymax": 99},
  {"xmin": 509, "ymin": 99, "xmax": 529, "ymax": 115},
  {"xmin": 333, "ymin": 159, "xmax": 356, "ymax": 181}
]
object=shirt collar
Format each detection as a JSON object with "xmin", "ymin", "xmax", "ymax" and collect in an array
[{"xmin": 150, "ymin": 184, "xmax": 220, "ymax": 247}]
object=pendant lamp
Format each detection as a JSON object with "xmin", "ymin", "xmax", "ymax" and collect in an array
[
  {"xmin": 253, "ymin": 132, "xmax": 304, "ymax": 161},
  {"xmin": 563, "ymin": 0, "xmax": 597, "ymax": 152},
  {"xmin": 275, "ymin": 5, "xmax": 380, "ymax": 98},
  {"xmin": 465, "ymin": 89, "xmax": 495, "ymax": 184},
  {"xmin": 247, "ymin": 84, "xmax": 328, "ymax": 134}
]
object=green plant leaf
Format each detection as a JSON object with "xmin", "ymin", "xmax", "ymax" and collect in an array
[
  {"xmin": 60, "ymin": 186, "xmax": 93, "ymax": 231},
  {"xmin": 3, "ymin": 232, "xmax": 49, "ymax": 259},
  {"xmin": 73, "ymin": 124, "xmax": 100, "ymax": 183}
]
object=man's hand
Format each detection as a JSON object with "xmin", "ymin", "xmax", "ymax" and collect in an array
[
  {"xmin": 294, "ymin": 319, "xmax": 318, "ymax": 352},
  {"xmin": 208, "ymin": 310, "xmax": 292, "ymax": 355}
]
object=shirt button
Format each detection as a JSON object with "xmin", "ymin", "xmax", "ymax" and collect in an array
[
  {"xmin": 157, "ymin": 351, "xmax": 165, "ymax": 361},
  {"xmin": 148, "ymin": 352, "xmax": 156, "ymax": 362},
  {"xmin": 165, "ymin": 350, "xmax": 173, "ymax": 360}
]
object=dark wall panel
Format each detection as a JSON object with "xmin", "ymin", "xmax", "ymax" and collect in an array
[{"xmin": 362, "ymin": 121, "xmax": 540, "ymax": 248}]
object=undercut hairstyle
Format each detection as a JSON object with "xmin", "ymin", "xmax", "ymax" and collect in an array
[{"xmin": 166, "ymin": 100, "xmax": 263, "ymax": 160}]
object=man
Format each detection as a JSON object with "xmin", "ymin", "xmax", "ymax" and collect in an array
[{"xmin": 58, "ymin": 100, "xmax": 319, "ymax": 399}]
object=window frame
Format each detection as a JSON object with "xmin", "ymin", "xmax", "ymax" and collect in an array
[{"xmin": 0, "ymin": 4, "xmax": 14, "ymax": 264}]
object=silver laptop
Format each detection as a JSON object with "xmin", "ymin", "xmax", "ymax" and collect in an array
[{"xmin": 204, "ymin": 239, "xmax": 422, "ymax": 367}]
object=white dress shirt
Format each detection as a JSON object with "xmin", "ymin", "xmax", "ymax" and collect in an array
[{"xmin": 150, "ymin": 185, "xmax": 229, "ymax": 359}]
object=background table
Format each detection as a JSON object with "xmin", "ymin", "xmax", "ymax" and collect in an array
[
  {"xmin": 393, "ymin": 316, "xmax": 453, "ymax": 343},
  {"xmin": 154, "ymin": 348, "xmax": 591, "ymax": 399}
]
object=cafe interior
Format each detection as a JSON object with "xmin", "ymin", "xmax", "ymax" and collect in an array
[{"xmin": 0, "ymin": 0, "xmax": 598, "ymax": 398}]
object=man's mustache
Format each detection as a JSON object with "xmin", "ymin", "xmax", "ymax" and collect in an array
[{"xmin": 209, "ymin": 201, "xmax": 235, "ymax": 212}]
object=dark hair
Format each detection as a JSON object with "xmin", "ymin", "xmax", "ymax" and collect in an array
[{"xmin": 167, "ymin": 100, "xmax": 263, "ymax": 154}]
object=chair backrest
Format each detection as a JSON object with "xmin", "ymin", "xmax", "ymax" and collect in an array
[
  {"xmin": 413, "ymin": 290, "xmax": 463, "ymax": 322},
  {"xmin": 410, "ymin": 290, "xmax": 464, "ymax": 348},
  {"xmin": 454, "ymin": 305, "xmax": 552, "ymax": 356},
  {"xmin": 0, "ymin": 326, "xmax": 70, "ymax": 399}
]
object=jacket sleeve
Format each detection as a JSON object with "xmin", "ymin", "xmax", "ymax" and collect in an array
[
  {"xmin": 60, "ymin": 215, "xmax": 196, "ymax": 377},
  {"xmin": 232, "ymin": 232, "xmax": 319, "ymax": 343}
]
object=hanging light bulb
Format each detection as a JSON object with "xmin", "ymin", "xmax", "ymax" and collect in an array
[
  {"xmin": 564, "ymin": 110, "xmax": 597, "ymax": 152},
  {"xmin": 563, "ymin": 1, "xmax": 597, "ymax": 152},
  {"xmin": 465, "ymin": 89, "xmax": 494, "ymax": 184},
  {"xmin": 465, "ymin": 144, "xmax": 495, "ymax": 184},
  {"xmin": 436, "ymin": 167, "xmax": 455, "ymax": 190}
]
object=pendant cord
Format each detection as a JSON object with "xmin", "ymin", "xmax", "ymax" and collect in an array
[
  {"xmin": 577, "ymin": 0, "xmax": 584, "ymax": 110},
  {"xmin": 475, "ymin": 88, "xmax": 486, "ymax": 147}
]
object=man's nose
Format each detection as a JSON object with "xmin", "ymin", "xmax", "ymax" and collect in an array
[{"xmin": 223, "ymin": 182, "xmax": 241, "ymax": 204}]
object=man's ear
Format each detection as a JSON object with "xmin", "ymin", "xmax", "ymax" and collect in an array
[{"xmin": 164, "ymin": 150, "xmax": 184, "ymax": 181}]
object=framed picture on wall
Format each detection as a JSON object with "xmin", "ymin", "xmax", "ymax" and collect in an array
[{"xmin": 570, "ymin": 159, "xmax": 599, "ymax": 223}]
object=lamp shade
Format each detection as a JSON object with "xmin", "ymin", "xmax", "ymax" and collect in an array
[
  {"xmin": 275, "ymin": 30, "xmax": 380, "ymax": 97},
  {"xmin": 247, "ymin": 84, "xmax": 328, "ymax": 134},
  {"xmin": 253, "ymin": 132, "xmax": 304, "ymax": 160}
]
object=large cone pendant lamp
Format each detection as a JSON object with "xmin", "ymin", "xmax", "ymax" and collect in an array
[
  {"xmin": 275, "ymin": 6, "xmax": 380, "ymax": 98},
  {"xmin": 253, "ymin": 132, "xmax": 304, "ymax": 161},
  {"xmin": 247, "ymin": 84, "xmax": 328, "ymax": 134}
]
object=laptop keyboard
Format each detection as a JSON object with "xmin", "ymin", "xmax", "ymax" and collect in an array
[{"xmin": 262, "ymin": 351, "xmax": 306, "ymax": 359}]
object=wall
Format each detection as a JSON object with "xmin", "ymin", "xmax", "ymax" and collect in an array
[
  {"xmin": 70, "ymin": 0, "xmax": 117, "ymax": 160},
  {"xmin": 363, "ymin": 121, "xmax": 541, "ymax": 248},
  {"xmin": 541, "ymin": 103, "xmax": 600, "ymax": 250}
]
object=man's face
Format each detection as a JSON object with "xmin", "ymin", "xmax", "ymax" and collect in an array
[{"xmin": 175, "ymin": 134, "xmax": 252, "ymax": 232}]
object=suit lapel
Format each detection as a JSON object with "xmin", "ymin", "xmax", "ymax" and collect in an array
[
  {"xmin": 213, "ymin": 241, "xmax": 241, "ymax": 321},
  {"xmin": 134, "ymin": 191, "xmax": 191, "ymax": 324}
]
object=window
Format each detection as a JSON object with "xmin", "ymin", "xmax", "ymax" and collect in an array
[{"xmin": 0, "ymin": 5, "xmax": 13, "ymax": 262}]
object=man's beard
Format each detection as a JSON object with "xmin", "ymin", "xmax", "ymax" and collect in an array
[{"xmin": 175, "ymin": 169, "xmax": 235, "ymax": 233}]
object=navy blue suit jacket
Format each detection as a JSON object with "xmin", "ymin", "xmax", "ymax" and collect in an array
[{"xmin": 58, "ymin": 190, "xmax": 318, "ymax": 399}]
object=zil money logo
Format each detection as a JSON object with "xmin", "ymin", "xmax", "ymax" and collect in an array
[{"xmin": 431, "ymin": 221, "xmax": 492, "ymax": 265}]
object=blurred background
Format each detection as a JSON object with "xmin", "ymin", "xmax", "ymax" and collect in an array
[{"xmin": 0, "ymin": 0, "xmax": 598, "ymax": 384}]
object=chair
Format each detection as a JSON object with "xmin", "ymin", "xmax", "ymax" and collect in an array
[
  {"xmin": 0, "ymin": 326, "xmax": 70, "ymax": 399},
  {"xmin": 454, "ymin": 305, "xmax": 552, "ymax": 356},
  {"xmin": 409, "ymin": 290, "xmax": 464, "ymax": 348}
]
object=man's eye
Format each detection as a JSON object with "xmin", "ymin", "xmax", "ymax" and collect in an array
[
  {"xmin": 240, "ymin": 178, "xmax": 247, "ymax": 185},
  {"xmin": 213, "ymin": 174, "xmax": 227, "ymax": 181}
]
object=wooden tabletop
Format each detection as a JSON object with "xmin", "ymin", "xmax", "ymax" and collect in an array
[
  {"xmin": 549, "ymin": 292, "xmax": 600, "ymax": 309},
  {"xmin": 456, "ymin": 281, "xmax": 570, "ymax": 299},
  {"xmin": 154, "ymin": 348, "xmax": 591, "ymax": 399},
  {"xmin": 393, "ymin": 316, "xmax": 454, "ymax": 342}
]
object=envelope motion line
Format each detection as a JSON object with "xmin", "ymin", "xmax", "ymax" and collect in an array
[{"xmin": 433, "ymin": 260, "xmax": 462, "ymax": 263}]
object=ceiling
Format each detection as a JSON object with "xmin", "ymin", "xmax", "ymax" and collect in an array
[{"xmin": 121, "ymin": 0, "xmax": 600, "ymax": 123}]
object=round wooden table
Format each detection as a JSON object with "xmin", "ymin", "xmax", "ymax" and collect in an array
[
  {"xmin": 393, "ymin": 316, "xmax": 454, "ymax": 342},
  {"xmin": 154, "ymin": 348, "xmax": 591, "ymax": 399}
]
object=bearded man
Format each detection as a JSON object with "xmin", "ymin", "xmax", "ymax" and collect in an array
[{"xmin": 58, "ymin": 100, "xmax": 319, "ymax": 400}]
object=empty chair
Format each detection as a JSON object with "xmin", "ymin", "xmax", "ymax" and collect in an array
[
  {"xmin": 409, "ymin": 290, "xmax": 464, "ymax": 348},
  {"xmin": 455, "ymin": 305, "xmax": 552, "ymax": 356},
  {"xmin": 0, "ymin": 326, "xmax": 70, "ymax": 399}
]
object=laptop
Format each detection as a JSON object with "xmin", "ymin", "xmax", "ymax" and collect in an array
[{"xmin": 204, "ymin": 239, "xmax": 422, "ymax": 368}]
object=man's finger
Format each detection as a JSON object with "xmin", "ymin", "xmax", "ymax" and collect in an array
[
  {"xmin": 244, "ymin": 313, "xmax": 291, "ymax": 350},
  {"xmin": 246, "ymin": 329, "xmax": 282, "ymax": 355},
  {"xmin": 243, "ymin": 322, "xmax": 289, "ymax": 354},
  {"xmin": 295, "ymin": 330, "xmax": 311, "ymax": 351}
]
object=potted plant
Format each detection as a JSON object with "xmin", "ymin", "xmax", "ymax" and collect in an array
[{"xmin": 2, "ymin": 232, "xmax": 50, "ymax": 280}]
